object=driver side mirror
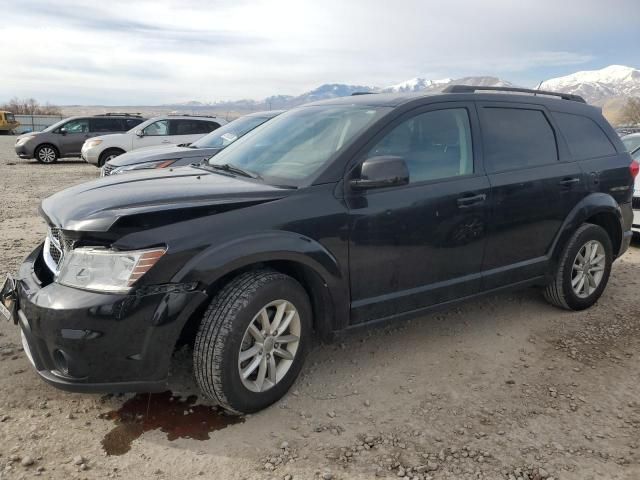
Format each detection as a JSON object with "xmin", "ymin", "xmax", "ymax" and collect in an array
[
  {"xmin": 135, "ymin": 129, "xmax": 144, "ymax": 137},
  {"xmin": 350, "ymin": 156, "xmax": 409, "ymax": 190},
  {"xmin": 59, "ymin": 128, "xmax": 67, "ymax": 136}
]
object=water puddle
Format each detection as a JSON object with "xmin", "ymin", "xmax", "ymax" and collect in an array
[{"xmin": 99, "ymin": 391, "xmax": 244, "ymax": 455}]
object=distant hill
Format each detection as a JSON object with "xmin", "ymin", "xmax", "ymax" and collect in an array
[
  {"xmin": 540, "ymin": 65, "xmax": 640, "ymax": 104},
  {"xmin": 62, "ymin": 65, "xmax": 640, "ymax": 125}
]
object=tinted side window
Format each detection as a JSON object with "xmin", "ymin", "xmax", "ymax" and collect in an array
[
  {"xmin": 171, "ymin": 120, "xmax": 219, "ymax": 135},
  {"xmin": 553, "ymin": 112, "xmax": 616, "ymax": 160},
  {"xmin": 124, "ymin": 118, "xmax": 144, "ymax": 130},
  {"xmin": 481, "ymin": 108, "xmax": 558, "ymax": 173},
  {"xmin": 89, "ymin": 118, "xmax": 122, "ymax": 132},
  {"xmin": 200, "ymin": 121, "xmax": 220, "ymax": 133},
  {"xmin": 366, "ymin": 108, "xmax": 473, "ymax": 183}
]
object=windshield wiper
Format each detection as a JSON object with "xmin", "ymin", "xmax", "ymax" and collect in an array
[{"xmin": 206, "ymin": 163, "xmax": 262, "ymax": 179}]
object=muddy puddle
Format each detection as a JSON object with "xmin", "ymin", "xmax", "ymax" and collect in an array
[{"xmin": 99, "ymin": 391, "xmax": 244, "ymax": 455}]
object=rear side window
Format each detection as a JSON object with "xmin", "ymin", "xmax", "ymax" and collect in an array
[
  {"xmin": 124, "ymin": 118, "xmax": 144, "ymax": 130},
  {"xmin": 554, "ymin": 112, "xmax": 616, "ymax": 160},
  {"xmin": 481, "ymin": 107, "xmax": 558, "ymax": 173},
  {"xmin": 89, "ymin": 118, "xmax": 123, "ymax": 132},
  {"xmin": 171, "ymin": 120, "xmax": 220, "ymax": 135}
]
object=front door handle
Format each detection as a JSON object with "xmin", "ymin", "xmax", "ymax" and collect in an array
[
  {"xmin": 559, "ymin": 177, "xmax": 581, "ymax": 186},
  {"xmin": 457, "ymin": 193, "xmax": 486, "ymax": 208}
]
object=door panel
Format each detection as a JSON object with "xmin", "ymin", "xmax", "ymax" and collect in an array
[
  {"xmin": 348, "ymin": 176, "xmax": 490, "ymax": 323},
  {"xmin": 58, "ymin": 118, "xmax": 91, "ymax": 155},
  {"xmin": 346, "ymin": 103, "xmax": 489, "ymax": 324},
  {"xmin": 478, "ymin": 102, "xmax": 587, "ymax": 288},
  {"xmin": 135, "ymin": 120, "xmax": 171, "ymax": 148}
]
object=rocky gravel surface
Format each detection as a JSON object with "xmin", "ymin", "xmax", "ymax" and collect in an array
[{"xmin": 0, "ymin": 135, "xmax": 639, "ymax": 479}]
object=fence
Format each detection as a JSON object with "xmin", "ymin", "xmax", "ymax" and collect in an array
[{"xmin": 14, "ymin": 114, "xmax": 65, "ymax": 134}]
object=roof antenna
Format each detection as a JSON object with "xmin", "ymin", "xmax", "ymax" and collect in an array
[{"xmin": 534, "ymin": 80, "xmax": 544, "ymax": 96}]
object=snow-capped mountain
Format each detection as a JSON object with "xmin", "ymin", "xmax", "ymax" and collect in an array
[
  {"xmin": 382, "ymin": 77, "xmax": 452, "ymax": 93},
  {"xmin": 382, "ymin": 76, "xmax": 511, "ymax": 93},
  {"xmin": 540, "ymin": 65, "xmax": 640, "ymax": 104}
]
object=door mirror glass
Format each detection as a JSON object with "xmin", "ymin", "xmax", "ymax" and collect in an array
[{"xmin": 350, "ymin": 156, "xmax": 409, "ymax": 190}]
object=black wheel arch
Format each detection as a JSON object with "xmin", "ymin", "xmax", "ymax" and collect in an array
[
  {"xmin": 173, "ymin": 233, "xmax": 348, "ymax": 349},
  {"xmin": 550, "ymin": 193, "xmax": 625, "ymax": 269}
]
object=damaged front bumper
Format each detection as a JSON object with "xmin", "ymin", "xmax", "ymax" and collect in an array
[{"xmin": 2, "ymin": 243, "xmax": 208, "ymax": 393}]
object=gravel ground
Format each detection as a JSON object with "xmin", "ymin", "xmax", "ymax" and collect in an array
[{"xmin": 0, "ymin": 134, "xmax": 639, "ymax": 480}]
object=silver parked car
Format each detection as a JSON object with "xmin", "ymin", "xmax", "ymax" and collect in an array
[
  {"xmin": 14, "ymin": 114, "xmax": 145, "ymax": 164},
  {"xmin": 102, "ymin": 110, "xmax": 283, "ymax": 176},
  {"xmin": 622, "ymin": 133, "xmax": 640, "ymax": 234}
]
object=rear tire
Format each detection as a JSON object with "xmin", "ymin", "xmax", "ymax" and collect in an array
[
  {"xmin": 98, "ymin": 149, "xmax": 124, "ymax": 167},
  {"xmin": 543, "ymin": 223, "xmax": 612, "ymax": 310},
  {"xmin": 193, "ymin": 270, "xmax": 312, "ymax": 414},
  {"xmin": 35, "ymin": 144, "xmax": 58, "ymax": 164}
]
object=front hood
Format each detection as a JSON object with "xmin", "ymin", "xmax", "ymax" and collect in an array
[
  {"xmin": 41, "ymin": 166, "xmax": 290, "ymax": 232},
  {"xmin": 17, "ymin": 132, "xmax": 40, "ymax": 140},
  {"xmin": 93, "ymin": 133, "xmax": 127, "ymax": 143},
  {"xmin": 108, "ymin": 145, "xmax": 219, "ymax": 167}
]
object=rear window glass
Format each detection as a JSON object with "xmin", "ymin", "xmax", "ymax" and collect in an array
[
  {"xmin": 481, "ymin": 107, "xmax": 558, "ymax": 173},
  {"xmin": 171, "ymin": 120, "xmax": 220, "ymax": 135},
  {"xmin": 553, "ymin": 112, "xmax": 616, "ymax": 160},
  {"xmin": 124, "ymin": 118, "xmax": 144, "ymax": 130},
  {"xmin": 90, "ymin": 118, "xmax": 122, "ymax": 132}
]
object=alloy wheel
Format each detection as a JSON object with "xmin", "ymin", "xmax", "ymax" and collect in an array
[
  {"xmin": 38, "ymin": 147, "xmax": 56, "ymax": 163},
  {"xmin": 238, "ymin": 299, "xmax": 301, "ymax": 393},
  {"xmin": 571, "ymin": 240, "xmax": 606, "ymax": 298}
]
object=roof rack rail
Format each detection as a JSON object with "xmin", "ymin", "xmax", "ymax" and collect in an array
[
  {"xmin": 441, "ymin": 85, "xmax": 586, "ymax": 103},
  {"xmin": 166, "ymin": 113, "xmax": 219, "ymax": 118},
  {"xmin": 351, "ymin": 91, "xmax": 378, "ymax": 96},
  {"xmin": 96, "ymin": 112, "xmax": 143, "ymax": 117}
]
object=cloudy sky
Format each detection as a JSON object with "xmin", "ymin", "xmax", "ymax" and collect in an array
[{"xmin": 2, "ymin": 0, "xmax": 639, "ymax": 105}]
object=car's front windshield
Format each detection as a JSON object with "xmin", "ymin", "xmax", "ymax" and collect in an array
[
  {"xmin": 622, "ymin": 135, "xmax": 640, "ymax": 154},
  {"xmin": 206, "ymin": 105, "xmax": 388, "ymax": 186},
  {"xmin": 191, "ymin": 115, "xmax": 273, "ymax": 149}
]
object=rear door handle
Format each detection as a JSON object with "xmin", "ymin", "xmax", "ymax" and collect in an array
[
  {"xmin": 457, "ymin": 193, "xmax": 486, "ymax": 208},
  {"xmin": 559, "ymin": 177, "xmax": 581, "ymax": 186}
]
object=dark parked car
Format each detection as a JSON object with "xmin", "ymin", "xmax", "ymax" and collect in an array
[
  {"xmin": 14, "ymin": 114, "xmax": 145, "ymax": 164},
  {"xmin": 2, "ymin": 86, "xmax": 636, "ymax": 414},
  {"xmin": 101, "ymin": 110, "xmax": 283, "ymax": 176}
]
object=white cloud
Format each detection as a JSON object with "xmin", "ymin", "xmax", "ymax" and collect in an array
[{"xmin": 0, "ymin": 0, "xmax": 637, "ymax": 104}]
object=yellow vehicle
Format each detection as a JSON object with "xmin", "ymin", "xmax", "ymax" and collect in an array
[{"xmin": 0, "ymin": 111, "xmax": 19, "ymax": 134}]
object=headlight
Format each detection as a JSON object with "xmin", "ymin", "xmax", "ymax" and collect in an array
[
  {"xmin": 56, "ymin": 247, "xmax": 166, "ymax": 293},
  {"xmin": 16, "ymin": 136, "xmax": 35, "ymax": 146},
  {"xmin": 111, "ymin": 159, "xmax": 177, "ymax": 175},
  {"xmin": 85, "ymin": 139, "xmax": 103, "ymax": 148}
]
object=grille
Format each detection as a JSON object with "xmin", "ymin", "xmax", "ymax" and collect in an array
[
  {"xmin": 633, "ymin": 197, "xmax": 640, "ymax": 209},
  {"xmin": 101, "ymin": 163, "xmax": 115, "ymax": 176},
  {"xmin": 44, "ymin": 227, "xmax": 72, "ymax": 274}
]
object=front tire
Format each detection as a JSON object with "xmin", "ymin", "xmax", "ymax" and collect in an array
[
  {"xmin": 193, "ymin": 270, "xmax": 312, "ymax": 414},
  {"xmin": 35, "ymin": 144, "xmax": 58, "ymax": 164},
  {"xmin": 544, "ymin": 223, "xmax": 612, "ymax": 310},
  {"xmin": 98, "ymin": 149, "xmax": 124, "ymax": 167}
]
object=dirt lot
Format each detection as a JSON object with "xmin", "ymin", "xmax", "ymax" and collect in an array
[{"xmin": 0, "ymin": 134, "xmax": 639, "ymax": 480}]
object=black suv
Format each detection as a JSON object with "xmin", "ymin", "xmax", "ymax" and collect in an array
[
  {"xmin": 14, "ymin": 113, "xmax": 145, "ymax": 163},
  {"xmin": 1, "ymin": 86, "xmax": 636, "ymax": 414}
]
